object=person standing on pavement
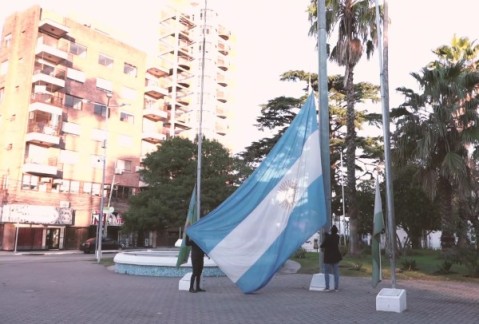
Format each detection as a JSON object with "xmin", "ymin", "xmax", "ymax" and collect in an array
[
  {"xmin": 186, "ymin": 235, "xmax": 206, "ymax": 293},
  {"xmin": 320, "ymin": 225, "xmax": 342, "ymax": 291}
]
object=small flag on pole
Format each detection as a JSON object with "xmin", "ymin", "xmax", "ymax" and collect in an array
[
  {"xmin": 176, "ymin": 186, "xmax": 197, "ymax": 268},
  {"xmin": 187, "ymin": 92, "xmax": 327, "ymax": 293},
  {"xmin": 372, "ymin": 177, "xmax": 385, "ymax": 287}
]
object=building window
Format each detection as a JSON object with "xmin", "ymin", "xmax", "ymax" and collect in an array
[
  {"xmin": 120, "ymin": 112, "xmax": 134, "ymax": 124},
  {"xmin": 116, "ymin": 159, "xmax": 132, "ymax": 172},
  {"xmin": 59, "ymin": 149, "xmax": 79, "ymax": 164},
  {"xmin": 83, "ymin": 182, "xmax": 92, "ymax": 194},
  {"xmin": 66, "ymin": 68, "xmax": 85, "ymax": 83},
  {"xmin": 70, "ymin": 181, "xmax": 80, "ymax": 193},
  {"xmin": 124, "ymin": 63, "xmax": 137, "ymax": 77},
  {"xmin": 65, "ymin": 94, "xmax": 83, "ymax": 110},
  {"xmin": 99, "ymin": 54, "xmax": 114, "ymax": 68},
  {"xmin": 93, "ymin": 103, "xmax": 107, "ymax": 118},
  {"xmin": 22, "ymin": 174, "xmax": 39, "ymax": 190},
  {"xmin": 0, "ymin": 60, "xmax": 8, "ymax": 75},
  {"xmin": 92, "ymin": 183, "xmax": 101, "ymax": 196},
  {"xmin": 59, "ymin": 179, "xmax": 71, "ymax": 193},
  {"xmin": 96, "ymin": 78, "xmax": 113, "ymax": 92},
  {"xmin": 4, "ymin": 33, "xmax": 12, "ymax": 48},
  {"xmin": 62, "ymin": 122, "xmax": 81, "ymax": 136},
  {"xmin": 70, "ymin": 42, "xmax": 87, "ymax": 57},
  {"xmin": 112, "ymin": 185, "xmax": 133, "ymax": 201}
]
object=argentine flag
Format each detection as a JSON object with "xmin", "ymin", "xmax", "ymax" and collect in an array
[{"xmin": 187, "ymin": 92, "xmax": 327, "ymax": 293}]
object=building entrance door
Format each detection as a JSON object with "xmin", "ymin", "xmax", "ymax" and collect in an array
[{"xmin": 46, "ymin": 228, "xmax": 60, "ymax": 249}]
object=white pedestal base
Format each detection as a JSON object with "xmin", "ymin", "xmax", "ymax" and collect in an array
[
  {"xmin": 309, "ymin": 273, "xmax": 335, "ymax": 291},
  {"xmin": 178, "ymin": 272, "xmax": 192, "ymax": 291},
  {"xmin": 376, "ymin": 288, "xmax": 407, "ymax": 313}
]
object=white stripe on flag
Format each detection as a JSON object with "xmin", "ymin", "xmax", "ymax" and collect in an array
[{"xmin": 209, "ymin": 130, "xmax": 321, "ymax": 282}]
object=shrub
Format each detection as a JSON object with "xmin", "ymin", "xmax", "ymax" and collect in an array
[
  {"xmin": 401, "ymin": 258, "xmax": 418, "ymax": 271},
  {"xmin": 451, "ymin": 247, "xmax": 479, "ymax": 278},
  {"xmin": 436, "ymin": 260, "xmax": 453, "ymax": 274},
  {"xmin": 293, "ymin": 248, "xmax": 307, "ymax": 259}
]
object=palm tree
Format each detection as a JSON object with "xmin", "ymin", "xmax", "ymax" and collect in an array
[
  {"xmin": 392, "ymin": 37, "xmax": 479, "ymax": 249},
  {"xmin": 308, "ymin": 0, "xmax": 381, "ymax": 255}
]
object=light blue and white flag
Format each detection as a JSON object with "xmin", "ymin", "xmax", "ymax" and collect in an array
[{"xmin": 187, "ymin": 93, "xmax": 327, "ymax": 293}]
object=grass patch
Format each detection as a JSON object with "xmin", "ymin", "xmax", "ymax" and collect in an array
[
  {"xmin": 100, "ymin": 257, "xmax": 115, "ymax": 267},
  {"xmin": 291, "ymin": 248, "xmax": 479, "ymax": 284}
]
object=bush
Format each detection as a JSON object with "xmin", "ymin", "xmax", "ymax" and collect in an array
[
  {"xmin": 401, "ymin": 258, "xmax": 418, "ymax": 271},
  {"xmin": 293, "ymin": 248, "xmax": 307, "ymax": 259},
  {"xmin": 436, "ymin": 260, "xmax": 453, "ymax": 274},
  {"xmin": 450, "ymin": 247, "xmax": 479, "ymax": 278}
]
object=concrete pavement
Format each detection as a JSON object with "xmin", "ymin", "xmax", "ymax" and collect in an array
[{"xmin": 0, "ymin": 252, "xmax": 478, "ymax": 323}]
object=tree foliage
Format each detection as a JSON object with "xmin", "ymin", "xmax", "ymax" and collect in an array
[
  {"xmin": 122, "ymin": 137, "xmax": 251, "ymax": 233},
  {"xmin": 308, "ymin": 0, "xmax": 382, "ymax": 256},
  {"xmin": 392, "ymin": 36, "xmax": 479, "ymax": 248}
]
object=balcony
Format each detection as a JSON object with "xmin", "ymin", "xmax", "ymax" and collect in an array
[
  {"xmin": 23, "ymin": 158, "xmax": 59, "ymax": 177},
  {"xmin": 216, "ymin": 91, "xmax": 227, "ymax": 103},
  {"xmin": 218, "ymin": 25, "xmax": 230, "ymax": 40},
  {"xmin": 35, "ymin": 37, "xmax": 69, "ymax": 64},
  {"xmin": 218, "ymin": 41, "xmax": 230, "ymax": 56},
  {"xmin": 146, "ymin": 58, "xmax": 169, "ymax": 78},
  {"xmin": 145, "ymin": 79, "xmax": 168, "ymax": 99},
  {"xmin": 164, "ymin": 116, "xmax": 191, "ymax": 131},
  {"xmin": 26, "ymin": 123, "xmax": 61, "ymax": 147},
  {"xmin": 217, "ymin": 73, "xmax": 227, "ymax": 87},
  {"xmin": 216, "ymin": 121, "xmax": 228, "ymax": 135},
  {"xmin": 26, "ymin": 102, "xmax": 62, "ymax": 147},
  {"xmin": 217, "ymin": 57, "xmax": 229, "ymax": 71},
  {"xmin": 143, "ymin": 105, "xmax": 168, "ymax": 122},
  {"xmin": 38, "ymin": 19, "xmax": 69, "ymax": 38},
  {"xmin": 32, "ymin": 67, "xmax": 66, "ymax": 92},
  {"xmin": 216, "ymin": 105, "xmax": 227, "ymax": 118},
  {"xmin": 142, "ymin": 131, "xmax": 167, "ymax": 144}
]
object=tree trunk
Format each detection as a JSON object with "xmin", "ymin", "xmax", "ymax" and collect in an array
[
  {"xmin": 345, "ymin": 62, "xmax": 359, "ymax": 256},
  {"xmin": 438, "ymin": 177, "xmax": 455, "ymax": 249}
]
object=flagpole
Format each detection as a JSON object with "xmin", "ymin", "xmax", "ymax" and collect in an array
[
  {"xmin": 375, "ymin": 0, "xmax": 396, "ymax": 288},
  {"xmin": 196, "ymin": 0, "xmax": 208, "ymax": 222},
  {"xmin": 317, "ymin": 0, "xmax": 330, "ymax": 273}
]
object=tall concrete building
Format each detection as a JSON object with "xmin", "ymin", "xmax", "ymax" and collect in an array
[
  {"xmin": 157, "ymin": 4, "xmax": 231, "ymax": 146},
  {"xmin": 0, "ymin": 4, "xmax": 233, "ymax": 251}
]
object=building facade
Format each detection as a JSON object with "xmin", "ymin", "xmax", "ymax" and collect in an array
[
  {"xmin": 157, "ymin": 4, "xmax": 231, "ymax": 147},
  {"xmin": 0, "ymin": 4, "xmax": 232, "ymax": 251}
]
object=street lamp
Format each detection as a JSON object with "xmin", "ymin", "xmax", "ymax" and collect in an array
[{"xmin": 95, "ymin": 92, "xmax": 125, "ymax": 263}]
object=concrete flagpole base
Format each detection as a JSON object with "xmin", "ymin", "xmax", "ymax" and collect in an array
[
  {"xmin": 178, "ymin": 272, "xmax": 192, "ymax": 291},
  {"xmin": 376, "ymin": 288, "xmax": 407, "ymax": 313},
  {"xmin": 309, "ymin": 273, "xmax": 335, "ymax": 291}
]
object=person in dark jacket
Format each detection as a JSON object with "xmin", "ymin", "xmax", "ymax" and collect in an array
[
  {"xmin": 186, "ymin": 235, "xmax": 205, "ymax": 293},
  {"xmin": 320, "ymin": 225, "xmax": 342, "ymax": 291}
]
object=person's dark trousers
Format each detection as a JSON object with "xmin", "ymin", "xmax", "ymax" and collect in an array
[{"xmin": 189, "ymin": 245, "xmax": 205, "ymax": 292}]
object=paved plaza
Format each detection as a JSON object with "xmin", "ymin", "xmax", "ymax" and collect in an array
[{"xmin": 0, "ymin": 252, "xmax": 478, "ymax": 323}]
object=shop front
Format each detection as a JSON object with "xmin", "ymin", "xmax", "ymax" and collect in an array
[{"xmin": 0, "ymin": 204, "xmax": 73, "ymax": 251}]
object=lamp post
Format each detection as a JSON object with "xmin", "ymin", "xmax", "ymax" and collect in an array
[{"xmin": 96, "ymin": 92, "xmax": 112, "ymax": 263}]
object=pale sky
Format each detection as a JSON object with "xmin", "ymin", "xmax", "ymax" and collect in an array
[{"xmin": 1, "ymin": 0, "xmax": 478, "ymax": 153}]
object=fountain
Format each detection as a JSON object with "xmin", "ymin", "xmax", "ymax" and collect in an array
[{"xmin": 113, "ymin": 249, "xmax": 224, "ymax": 277}]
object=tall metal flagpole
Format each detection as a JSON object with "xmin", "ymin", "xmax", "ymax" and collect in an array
[
  {"xmin": 375, "ymin": 0, "xmax": 396, "ymax": 288},
  {"xmin": 317, "ymin": 0, "xmax": 330, "ymax": 272},
  {"xmin": 196, "ymin": 0, "xmax": 208, "ymax": 221}
]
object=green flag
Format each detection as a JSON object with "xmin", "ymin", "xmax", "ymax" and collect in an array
[
  {"xmin": 372, "ymin": 178, "xmax": 384, "ymax": 288},
  {"xmin": 176, "ymin": 186, "xmax": 197, "ymax": 268}
]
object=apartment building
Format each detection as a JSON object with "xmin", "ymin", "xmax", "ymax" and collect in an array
[
  {"xmin": 158, "ymin": 5, "xmax": 231, "ymax": 146},
  {"xmin": 0, "ymin": 4, "xmax": 232, "ymax": 251}
]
